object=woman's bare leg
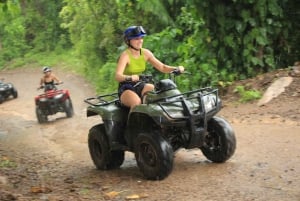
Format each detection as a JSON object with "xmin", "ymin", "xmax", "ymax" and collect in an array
[
  {"xmin": 142, "ymin": 84, "xmax": 154, "ymax": 95},
  {"xmin": 120, "ymin": 90, "xmax": 141, "ymax": 109},
  {"xmin": 120, "ymin": 84, "xmax": 154, "ymax": 109},
  {"xmin": 141, "ymin": 84, "xmax": 155, "ymax": 103}
]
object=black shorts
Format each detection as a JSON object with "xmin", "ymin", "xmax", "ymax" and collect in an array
[{"xmin": 118, "ymin": 81, "xmax": 146, "ymax": 98}]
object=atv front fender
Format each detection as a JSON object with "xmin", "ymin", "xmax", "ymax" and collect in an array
[{"xmin": 130, "ymin": 103, "xmax": 187, "ymax": 127}]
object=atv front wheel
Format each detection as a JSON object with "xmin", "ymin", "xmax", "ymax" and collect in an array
[
  {"xmin": 64, "ymin": 98, "xmax": 74, "ymax": 118},
  {"xmin": 88, "ymin": 124, "xmax": 124, "ymax": 170},
  {"xmin": 201, "ymin": 116, "xmax": 236, "ymax": 162},
  {"xmin": 12, "ymin": 88, "xmax": 18, "ymax": 98},
  {"xmin": 36, "ymin": 106, "xmax": 48, "ymax": 123},
  {"xmin": 134, "ymin": 132, "xmax": 174, "ymax": 180},
  {"xmin": 0, "ymin": 95, "xmax": 4, "ymax": 104}
]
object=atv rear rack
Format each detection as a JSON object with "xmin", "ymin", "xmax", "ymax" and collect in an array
[{"xmin": 84, "ymin": 93, "xmax": 119, "ymax": 106}]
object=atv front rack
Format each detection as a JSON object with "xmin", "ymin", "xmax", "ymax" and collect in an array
[
  {"xmin": 149, "ymin": 87, "xmax": 221, "ymax": 149},
  {"xmin": 38, "ymin": 89, "xmax": 65, "ymax": 98},
  {"xmin": 155, "ymin": 87, "xmax": 221, "ymax": 119}
]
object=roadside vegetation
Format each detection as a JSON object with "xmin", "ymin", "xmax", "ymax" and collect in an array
[
  {"xmin": 0, "ymin": 0, "xmax": 299, "ymax": 95},
  {"xmin": 234, "ymin": 85, "xmax": 262, "ymax": 103}
]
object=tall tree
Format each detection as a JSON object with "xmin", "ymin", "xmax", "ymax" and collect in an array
[
  {"xmin": 23, "ymin": 0, "xmax": 67, "ymax": 52},
  {"xmin": 0, "ymin": 0, "xmax": 27, "ymax": 65}
]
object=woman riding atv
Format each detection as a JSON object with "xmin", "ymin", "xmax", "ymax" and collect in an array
[
  {"xmin": 115, "ymin": 25, "xmax": 184, "ymax": 110},
  {"xmin": 39, "ymin": 66, "xmax": 62, "ymax": 91}
]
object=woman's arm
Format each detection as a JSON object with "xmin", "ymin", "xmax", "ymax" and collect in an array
[
  {"xmin": 52, "ymin": 74, "xmax": 62, "ymax": 83},
  {"xmin": 39, "ymin": 78, "xmax": 44, "ymax": 86},
  {"xmin": 144, "ymin": 49, "xmax": 184, "ymax": 73}
]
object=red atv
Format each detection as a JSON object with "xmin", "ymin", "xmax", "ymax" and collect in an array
[{"xmin": 35, "ymin": 83, "xmax": 74, "ymax": 123}]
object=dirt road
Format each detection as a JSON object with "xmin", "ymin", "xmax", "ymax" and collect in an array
[{"xmin": 0, "ymin": 67, "xmax": 299, "ymax": 201}]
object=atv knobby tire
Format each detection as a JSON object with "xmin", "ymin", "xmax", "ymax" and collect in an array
[
  {"xmin": 88, "ymin": 124, "xmax": 124, "ymax": 170},
  {"xmin": 134, "ymin": 132, "xmax": 174, "ymax": 180},
  {"xmin": 36, "ymin": 106, "xmax": 48, "ymax": 123},
  {"xmin": 201, "ymin": 116, "xmax": 236, "ymax": 162},
  {"xmin": 12, "ymin": 88, "xmax": 18, "ymax": 98},
  {"xmin": 64, "ymin": 98, "xmax": 74, "ymax": 118}
]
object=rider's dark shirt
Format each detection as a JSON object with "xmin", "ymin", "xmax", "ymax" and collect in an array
[{"xmin": 44, "ymin": 80, "xmax": 54, "ymax": 85}]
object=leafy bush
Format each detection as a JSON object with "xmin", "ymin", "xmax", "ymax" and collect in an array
[
  {"xmin": 96, "ymin": 62, "xmax": 118, "ymax": 93},
  {"xmin": 234, "ymin": 85, "xmax": 262, "ymax": 103}
]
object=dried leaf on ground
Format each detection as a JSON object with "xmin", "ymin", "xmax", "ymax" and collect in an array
[
  {"xmin": 30, "ymin": 186, "xmax": 52, "ymax": 193},
  {"xmin": 125, "ymin": 193, "xmax": 149, "ymax": 200},
  {"xmin": 104, "ymin": 191, "xmax": 121, "ymax": 199}
]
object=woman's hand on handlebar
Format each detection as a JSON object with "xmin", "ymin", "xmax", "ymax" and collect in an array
[
  {"xmin": 131, "ymin": 75, "xmax": 139, "ymax": 82},
  {"xmin": 171, "ymin": 66, "xmax": 185, "ymax": 75},
  {"xmin": 177, "ymin": 66, "xmax": 184, "ymax": 73}
]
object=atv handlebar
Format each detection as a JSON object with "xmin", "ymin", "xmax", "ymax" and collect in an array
[
  {"xmin": 170, "ymin": 69, "xmax": 191, "ymax": 76},
  {"xmin": 37, "ymin": 82, "xmax": 63, "ymax": 90},
  {"xmin": 139, "ymin": 75, "xmax": 153, "ymax": 83},
  {"xmin": 170, "ymin": 69, "xmax": 181, "ymax": 76},
  {"xmin": 138, "ymin": 69, "xmax": 186, "ymax": 82},
  {"xmin": 138, "ymin": 70, "xmax": 190, "ymax": 86}
]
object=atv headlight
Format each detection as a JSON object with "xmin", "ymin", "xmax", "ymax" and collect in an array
[
  {"xmin": 39, "ymin": 97, "xmax": 47, "ymax": 102},
  {"xmin": 54, "ymin": 94, "xmax": 63, "ymax": 99},
  {"xmin": 203, "ymin": 94, "xmax": 217, "ymax": 112},
  {"xmin": 0, "ymin": 87, "xmax": 4, "ymax": 91}
]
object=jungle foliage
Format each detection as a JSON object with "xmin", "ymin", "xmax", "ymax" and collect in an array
[{"xmin": 0, "ymin": 0, "xmax": 299, "ymax": 93}]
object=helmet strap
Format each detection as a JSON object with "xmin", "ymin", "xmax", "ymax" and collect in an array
[
  {"xmin": 128, "ymin": 40, "xmax": 140, "ymax": 51},
  {"xmin": 129, "ymin": 44, "xmax": 140, "ymax": 51}
]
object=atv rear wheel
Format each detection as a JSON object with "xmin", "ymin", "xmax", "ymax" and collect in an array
[
  {"xmin": 134, "ymin": 132, "xmax": 174, "ymax": 180},
  {"xmin": 201, "ymin": 116, "xmax": 236, "ymax": 162},
  {"xmin": 64, "ymin": 98, "xmax": 74, "ymax": 118},
  {"xmin": 88, "ymin": 124, "xmax": 124, "ymax": 170},
  {"xmin": 36, "ymin": 106, "xmax": 48, "ymax": 123}
]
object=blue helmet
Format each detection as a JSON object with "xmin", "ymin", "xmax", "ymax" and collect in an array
[{"xmin": 124, "ymin": 26, "xmax": 147, "ymax": 41}]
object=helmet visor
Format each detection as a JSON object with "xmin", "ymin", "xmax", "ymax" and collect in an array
[
  {"xmin": 126, "ymin": 26, "xmax": 146, "ymax": 39},
  {"xmin": 43, "ymin": 68, "xmax": 51, "ymax": 73}
]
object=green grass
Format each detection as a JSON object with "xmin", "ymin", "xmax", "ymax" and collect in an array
[
  {"xmin": 1, "ymin": 49, "xmax": 86, "ymax": 75},
  {"xmin": 0, "ymin": 157, "xmax": 17, "ymax": 168}
]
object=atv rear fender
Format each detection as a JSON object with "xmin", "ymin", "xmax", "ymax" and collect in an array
[
  {"xmin": 86, "ymin": 103, "xmax": 128, "ymax": 121},
  {"xmin": 85, "ymin": 93, "xmax": 129, "ymax": 121}
]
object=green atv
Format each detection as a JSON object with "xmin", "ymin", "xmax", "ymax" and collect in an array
[{"xmin": 84, "ymin": 70, "xmax": 236, "ymax": 180}]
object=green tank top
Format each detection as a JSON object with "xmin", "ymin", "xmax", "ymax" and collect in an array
[{"xmin": 124, "ymin": 49, "xmax": 146, "ymax": 75}]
